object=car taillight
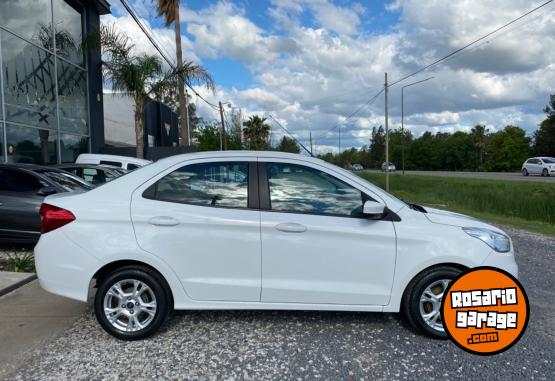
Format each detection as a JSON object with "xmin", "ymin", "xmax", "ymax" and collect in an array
[{"xmin": 39, "ymin": 203, "xmax": 76, "ymax": 234}]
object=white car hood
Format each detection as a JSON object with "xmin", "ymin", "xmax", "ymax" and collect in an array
[{"xmin": 423, "ymin": 206, "xmax": 502, "ymax": 232}]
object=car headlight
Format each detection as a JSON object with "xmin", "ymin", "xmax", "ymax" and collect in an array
[{"xmin": 462, "ymin": 227, "xmax": 511, "ymax": 253}]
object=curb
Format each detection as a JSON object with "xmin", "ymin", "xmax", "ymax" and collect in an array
[{"xmin": 0, "ymin": 274, "xmax": 37, "ymax": 298}]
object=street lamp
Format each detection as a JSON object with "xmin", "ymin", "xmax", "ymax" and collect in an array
[{"xmin": 401, "ymin": 76, "xmax": 434, "ymax": 174}]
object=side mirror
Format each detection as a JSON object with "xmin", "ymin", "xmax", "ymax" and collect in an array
[
  {"xmin": 37, "ymin": 186, "xmax": 57, "ymax": 196},
  {"xmin": 362, "ymin": 200, "xmax": 386, "ymax": 219}
]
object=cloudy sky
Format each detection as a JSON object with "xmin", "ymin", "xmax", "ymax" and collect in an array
[{"xmin": 103, "ymin": 0, "xmax": 555, "ymax": 154}]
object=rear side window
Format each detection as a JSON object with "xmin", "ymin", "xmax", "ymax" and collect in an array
[
  {"xmin": 0, "ymin": 169, "xmax": 43, "ymax": 192},
  {"xmin": 144, "ymin": 162, "xmax": 249, "ymax": 208},
  {"xmin": 82, "ymin": 168, "xmax": 105, "ymax": 184},
  {"xmin": 100, "ymin": 160, "xmax": 122, "ymax": 167},
  {"xmin": 127, "ymin": 164, "xmax": 140, "ymax": 170}
]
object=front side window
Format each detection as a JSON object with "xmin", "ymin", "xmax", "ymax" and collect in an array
[
  {"xmin": 266, "ymin": 163, "xmax": 366, "ymax": 217},
  {"xmin": 146, "ymin": 162, "xmax": 249, "ymax": 209}
]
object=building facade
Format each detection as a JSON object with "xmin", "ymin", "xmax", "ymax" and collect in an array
[{"xmin": 0, "ymin": 0, "xmax": 109, "ymax": 164}]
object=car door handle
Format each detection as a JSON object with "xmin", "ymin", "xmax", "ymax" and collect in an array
[
  {"xmin": 275, "ymin": 222, "xmax": 307, "ymax": 233},
  {"xmin": 148, "ymin": 216, "xmax": 180, "ymax": 227}
]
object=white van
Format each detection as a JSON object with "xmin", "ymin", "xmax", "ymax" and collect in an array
[{"xmin": 76, "ymin": 154, "xmax": 151, "ymax": 170}]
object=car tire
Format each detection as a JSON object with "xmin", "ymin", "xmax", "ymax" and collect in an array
[
  {"xmin": 542, "ymin": 168, "xmax": 548, "ymax": 177},
  {"xmin": 522, "ymin": 168, "xmax": 528, "ymax": 176},
  {"xmin": 94, "ymin": 266, "xmax": 171, "ymax": 340},
  {"xmin": 402, "ymin": 266, "xmax": 461, "ymax": 339}
]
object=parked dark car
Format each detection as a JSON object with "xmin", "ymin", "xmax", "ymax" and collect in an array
[
  {"xmin": 0, "ymin": 164, "xmax": 93, "ymax": 244},
  {"xmin": 55, "ymin": 164, "xmax": 127, "ymax": 185}
]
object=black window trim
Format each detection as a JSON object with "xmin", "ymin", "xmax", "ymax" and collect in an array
[
  {"xmin": 142, "ymin": 161, "xmax": 260, "ymax": 211},
  {"xmin": 258, "ymin": 161, "xmax": 388, "ymax": 220}
]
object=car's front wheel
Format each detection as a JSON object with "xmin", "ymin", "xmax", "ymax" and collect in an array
[
  {"xmin": 402, "ymin": 266, "xmax": 461, "ymax": 339},
  {"xmin": 542, "ymin": 168, "xmax": 548, "ymax": 177},
  {"xmin": 94, "ymin": 266, "xmax": 170, "ymax": 340}
]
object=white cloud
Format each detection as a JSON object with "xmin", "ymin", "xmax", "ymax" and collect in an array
[{"xmin": 104, "ymin": 0, "xmax": 554, "ymax": 152}]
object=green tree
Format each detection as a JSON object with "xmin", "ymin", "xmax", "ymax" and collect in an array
[
  {"xmin": 243, "ymin": 115, "xmax": 271, "ymax": 150},
  {"xmin": 195, "ymin": 123, "xmax": 221, "ymax": 151},
  {"xmin": 485, "ymin": 126, "xmax": 531, "ymax": 171},
  {"xmin": 100, "ymin": 25, "xmax": 212, "ymax": 158},
  {"xmin": 534, "ymin": 94, "xmax": 555, "ymax": 157},
  {"xmin": 275, "ymin": 136, "xmax": 300, "ymax": 153},
  {"xmin": 369, "ymin": 126, "xmax": 385, "ymax": 168}
]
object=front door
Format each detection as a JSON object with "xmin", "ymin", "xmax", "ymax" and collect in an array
[
  {"xmin": 259, "ymin": 160, "xmax": 397, "ymax": 306},
  {"xmin": 131, "ymin": 159, "xmax": 261, "ymax": 302}
]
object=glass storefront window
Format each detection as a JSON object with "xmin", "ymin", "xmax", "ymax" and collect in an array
[
  {"xmin": 6, "ymin": 124, "xmax": 57, "ymax": 165},
  {"xmin": 53, "ymin": 0, "xmax": 84, "ymax": 67},
  {"xmin": 0, "ymin": 0, "xmax": 90, "ymax": 165},
  {"xmin": 1, "ymin": 30, "xmax": 57, "ymax": 130},
  {"xmin": 0, "ymin": 0, "xmax": 53, "ymax": 48},
  {"xmin": 60, "ymin": 133, "xmax": 88, "ymax": 163},
  {"xmin": 0, "ymin": 122, "xmax": 4, "ymax": 161},
  {"xmin": 57, "ymin": 58, "xmax": 88, "ymax": 135}
]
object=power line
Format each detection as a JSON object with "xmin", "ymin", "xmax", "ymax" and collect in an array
[
  {"xmin": 267, "ymin": 114, "xmax": 313, "ymax": 156},
  {"xmin": 314, "ymin": 88, "xmax": 384, "ymax": 141},
  {"xmin": 388, "ymin": 0, "xmax": 554, "ymax": 88},
  {"xmin": 118, "ymin": 0, "xmax": 220, "ymax": 111}
]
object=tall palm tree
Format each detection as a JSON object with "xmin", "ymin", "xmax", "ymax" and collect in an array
[
  {"xmin": 242, "ymin": 115, "xmax": 271, "ymax": 150},
  {"xmin": 100, "ymin": 24, "xmax": 212, "ymax": 158},
  {"xmin": 155, "ymin": 0, "xmax": 190, "ymax": 145}
]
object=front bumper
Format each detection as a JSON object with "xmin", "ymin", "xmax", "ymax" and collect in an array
[{"xmin": 481, "ymin": 250, "xmax": 518, "ymax": 279}]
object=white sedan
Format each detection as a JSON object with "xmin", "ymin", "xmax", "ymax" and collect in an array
[{"xmin": 35, "ymin": 151, "xmax": 517, "ymax": 340}]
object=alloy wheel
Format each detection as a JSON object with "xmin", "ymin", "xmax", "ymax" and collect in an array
[
  {"xmin": 103, "ymin": 279, "xmax": 157, "ymax": 332},
  {"xmin": 418, "ymin": 279, "xmax": 450, "ymax": 332}
]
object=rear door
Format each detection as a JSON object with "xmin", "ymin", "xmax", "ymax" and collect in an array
[
  {"xmin": 131, "ymin": 158, "xmax": 262, "ymax": 302},
  {"xmin": 0, "ymin": 169, "xmax": 45, "ymax": 239}
]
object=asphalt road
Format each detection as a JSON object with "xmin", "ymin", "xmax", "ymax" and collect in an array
[
  {"xmin": 3, "ymin": 228, "xmax": 554, "ymax": 380},
  {"xmin": 365, "ymin": 170, "xmax": 555, "ymax": 182}
]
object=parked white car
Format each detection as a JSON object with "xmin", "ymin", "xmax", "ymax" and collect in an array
[
  {"xmin": 381, "ymin": 162, "xmax": 396, "ymax": 172},
  {"xmin": 352, "ymin": 163, "xmax": 364, "ymax": 171},
  {"xmin": 35, "ymin": 151, "xmax": 517, "ymax": 340},
  {"xmin": 76, "ymin": 153, "xmax": 151, "ymax": 171},
  {"xmin": 521, "ymin": 157, "xmax": 555, "ymax": 177}
]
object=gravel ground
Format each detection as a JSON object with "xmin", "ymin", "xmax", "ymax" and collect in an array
[{"xmin": 3, "ymin": 228, "xmax": 554, "ymax": 381}]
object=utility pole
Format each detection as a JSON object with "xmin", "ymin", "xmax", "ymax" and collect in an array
[
  {"xmin": 384, "ymin": 72, "xmax": 390, "ymax": 192},
  {"xmin": 338, "ymin": 125, "xmax": 341, "ymax": 154},
  {"xmin": 185, "ymin": 88, "xmax": 190, "ymax": 145},
  {"xmin": 310, "ymin": 131, "xmax": 313, "ymax": 156},
  {"xmin": 219, "ymin": 101, "xmax": 225, "ymax": 151},
  {"xmin": 401, "ymin": 87, "xmax": 405, "ymax": 175}
]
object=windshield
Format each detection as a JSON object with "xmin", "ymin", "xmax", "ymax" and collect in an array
[
  {"xmin": 542, "ymin": 158, "xmax": 555, "ymax": 164},
  {"xmin": 41, "ymin": 171, "xmax": 93, "ymax": 192}
]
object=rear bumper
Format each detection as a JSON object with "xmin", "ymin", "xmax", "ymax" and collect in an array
[{"xmin": 34, "ymin": 230, "xmax": 99, "ymax": 302}]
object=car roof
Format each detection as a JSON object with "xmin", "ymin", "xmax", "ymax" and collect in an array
[
  {"xmin": 76, "ymin": 153, "xmax": 151, "ymax": 164},
  {"xmin": 155, "ymin": 151, "xmax": 318, "ymax": 165},
  {"xmin": 56, "ymin": 163, "xmax": 119, "ymax": 170}
]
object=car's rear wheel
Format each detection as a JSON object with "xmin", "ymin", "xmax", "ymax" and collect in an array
[
  {"xmin": 94, "ymin": 266, "xmax": 170, "ymax": 340},
  {"xmin": 402, "ymin": 266, "xmax": 461, "ymax": 339},
  {"xmin": 522, "ymin": 168, "xmax": 528, "ymax": 176},
  {"xmin": 542, "ymin": 168, "xmax": 548, "ymax": 177}
]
